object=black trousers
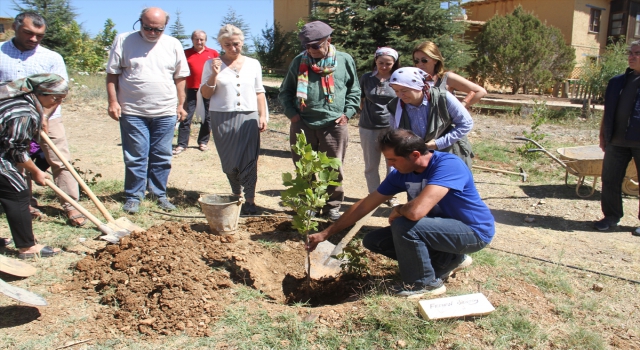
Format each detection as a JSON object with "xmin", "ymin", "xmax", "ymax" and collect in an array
[
  {"xmin": 0, "ymin": 174, "xmax": 35, "ymax": 248},
  {"xmin": 177, "ymin": 89, "xmax": 211, "ymax": 148}
]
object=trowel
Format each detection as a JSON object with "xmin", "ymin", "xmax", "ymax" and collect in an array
[{"xmin": 307, "ymin": 207, "xmax": 377, "ymax": 280}]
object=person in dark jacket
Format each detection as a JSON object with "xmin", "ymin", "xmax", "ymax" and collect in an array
[{"xmin": 595, "ymin": 40, "xmax": 640, "ymax": 236}]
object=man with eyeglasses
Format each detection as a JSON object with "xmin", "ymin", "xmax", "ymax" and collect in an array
[
  {"xmin": 106, "ymin": 7, "xmax": 190, "ymax": 214},
  {"xmin": 595, "ymin": 40, "xmax": 640, "ymax": 237},
  {"xmin": 278, "ymin": 21, "xmax": 360, "ymax": 222},
  {"xmin": 0, "ymin": 12, "xmax": 84, "ymax": 227}
]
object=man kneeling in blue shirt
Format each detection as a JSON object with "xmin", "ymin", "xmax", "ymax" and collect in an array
[{"xmin": 307, "ymin": 128, "xmax": 495, "ymax": 298}]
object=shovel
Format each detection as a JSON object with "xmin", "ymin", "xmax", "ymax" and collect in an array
[
  {"xmin": 0, "ymin": 255, "xmax": 37, "ymax": 277},
  {"xmin": 307, "ymin": 207, "xmax": 377, "ymax": 280},
  {"xmin": 0, "ymin": 277, "xmax": 47, "ymax": 306},
  {"xmin": 39, "ymin": 131, "xmax": 144, "ymax": 235},
  {"xmin": 44, "ymin": 179, "xmax": 128, "ymax": 243}
]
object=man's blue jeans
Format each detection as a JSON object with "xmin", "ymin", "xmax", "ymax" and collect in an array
[
  {"xmin": 362, "ymin": 215, "xmax": 486, "ymax": 287},
  {"xmin": 120, "ymin": 115, "xmax": 176, "ymax": 202},
  {"xmin": 601, "ymin": 144, "xmax": 640, "ymax": 223}
]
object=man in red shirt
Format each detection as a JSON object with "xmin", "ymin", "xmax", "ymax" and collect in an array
[{"xmin": 174, "ymin": 30, "xmax": 219, "ymax": 154}]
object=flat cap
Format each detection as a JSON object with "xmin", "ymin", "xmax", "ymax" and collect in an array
[{"xmin": 298, "ymin": 21, "xmax": 333, "ymax": 46}]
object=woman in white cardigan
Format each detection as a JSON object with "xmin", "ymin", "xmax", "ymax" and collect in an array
[{"xmin": 200, "ymin": 24, "xmax": 267, "ymax": 215}]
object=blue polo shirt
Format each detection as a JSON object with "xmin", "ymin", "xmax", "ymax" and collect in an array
[{"xmin": 377, "ymin": 151, "xmax": 495, "ymax": 243}]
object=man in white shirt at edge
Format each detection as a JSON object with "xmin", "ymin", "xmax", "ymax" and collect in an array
[
  {"xmin": 106, "ymin": 7, "xmax": 189, "ymax": 214},
  {"xmin": 0, "ymin": 12, "xmax": 84, "ymax": 227}
]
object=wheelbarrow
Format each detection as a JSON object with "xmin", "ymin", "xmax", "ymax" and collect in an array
[{"xmin": 515, "ymin": 137, "xmax": 638, "ymax": 198}]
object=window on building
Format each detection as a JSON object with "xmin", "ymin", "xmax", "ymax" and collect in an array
[
  {"xmin": 0, "ymin": 24, "xmax": 4, "ymax": 34},
  {"xmin": 611, "ymin": 12, "xmax": 623, "ymax": 36},
  {"xmin": 635, "ymin": 14, "xmax": 640, "ymax": 37},
  {"xmin": 590, "ymin": 8, "xmax": 602, "ymax": 33}
]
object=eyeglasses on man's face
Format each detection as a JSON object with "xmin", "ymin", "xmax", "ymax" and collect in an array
[
  {"xmin": 629, "ymin": 50, "xmax": 640, "ymax": 58},
  {"xmin": 305, "ymin": 37, "xmax": 329, "ymax": 50},
  {"xmin": 52, "ymin": 96, "xmax": 66, "ymax": 103},
  {"xmin": 413, "ymin": 58, "xmax": 429, "ymax": 64},
  {"xmin": 142, "ymin": 24, "xmax": 165, "ymax": 34}
]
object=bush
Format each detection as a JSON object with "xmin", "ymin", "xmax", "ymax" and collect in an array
[
  {"xmin": 579, "ymin": 37, "xmax": 629, "ymax": 101},
  {"xmin": 471, "ymin": 6, "xmax": 575, "ymax": 94}
]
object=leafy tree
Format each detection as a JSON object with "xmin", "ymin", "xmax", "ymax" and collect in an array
[
  {"xmin": 94, "ymin": 19, "xmax": 117, "ymax": 61},
  {"xmin": 220, "ymin": 7, "xmax": 251, "ymax": 53},
  {"xmin": 12, "ymin": 0, "xmax": 77, "ymax": 53},
  {"xmin": 60, "ymin": 21, "xmax": 102, "ymax": 72},
  {"xmin": 471, "ymin": 6, "xmax": 575, "ymax": 94},
  {"xmin": 281, "ymin": 132, "xmax": 341, "ymax": 281},
  {"xmin": 314, "ymin": 0, "xmax": 472, "ymax": 74},
  {"xmin": 579, "ymin": 37, "xmax": 629, "ymax": 101},
  {"xmin": 169, "ymin": 10, "xmax": 189, "ymax": 48},
  {"xmin": 253, "ymin": 22, "xmax": 293, "ymax": 69}
]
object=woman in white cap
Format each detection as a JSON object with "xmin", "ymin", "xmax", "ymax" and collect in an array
[
  {"xmin": 359, "ymin": 47, "xmax": 402, "ymax": 207},
  {"xmin": 388, "ymin": 67, "xmax": 474, "ymax": 167}
]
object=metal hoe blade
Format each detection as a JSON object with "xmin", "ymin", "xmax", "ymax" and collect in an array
[{"xmin": 0, "ymin": 277, "xmax": 47, "ymax": 306}]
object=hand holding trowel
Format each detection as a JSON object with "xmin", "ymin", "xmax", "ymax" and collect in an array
[{"xmin": 306, "ymin": 207, "xmax": 377, "ymax": 280}]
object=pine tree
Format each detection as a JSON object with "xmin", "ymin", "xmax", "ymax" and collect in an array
[
  {"xmin": 219, "ymin": 7, "xmax": 251, "ymax": 53},
  {"xmin": 253, "ymin": 22, "xmax": 293, "ymax": 69},
  {"xmin": 169, "ymin": 10, "xmax": 189, "ymax": 48},
  {"xmin": 471, "ymin": 6, "xmax": 575, "ymax": 94},
  {"xmin": 314, "ymin": 0, "xmax": 472, "ymax": 74}
]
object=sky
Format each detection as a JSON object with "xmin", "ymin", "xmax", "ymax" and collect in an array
[{"xmin": 0, "ymin": 0, "xmax": 275, "ymax": 50}]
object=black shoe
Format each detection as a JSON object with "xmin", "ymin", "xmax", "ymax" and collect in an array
[
  {"xmin": 393, "ymin": 279, "xmax": 446, "ymax": 299},
  {"xmin": 243, "ymin": 203, "xmax": 258, "ymax": 215},
  {"xmin": 437, "ymin": 255, "xmax": 473, "ymax": 282},
  {"xmin": 593, "ymin": 218, "xmax": 617, "ymax": 231}
]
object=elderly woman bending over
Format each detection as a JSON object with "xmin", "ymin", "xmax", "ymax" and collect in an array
[
  {"xmin": 413, "ymin": 41, "xmax": 486, "ymax": 108},
  {"xmin": 0, "ymin": 74, "xmax": 67, "ymax": 259},
  {"xmin": 388, "ymin": 67, "xmax": 474, "ymax": 167},
  {"xmin": 200, "ymin": 24, "xmax": 267, "ymax": 215}
]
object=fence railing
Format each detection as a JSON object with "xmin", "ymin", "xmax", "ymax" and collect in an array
[{"xmin": 551, "ymin": 79, "xmax": 603, "ymax": 102}]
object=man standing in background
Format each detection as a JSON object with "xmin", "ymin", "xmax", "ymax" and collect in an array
[
  {"xmin": 173, "ymin": 30, "xmax": 219, "ymax": 155},
  {"xmin": 0, "ymin": 12, "xmax": 84, "ymax": 227},
  {"xmin": 106, "ymin": 7, "xmax": 189, "ymax": 214},
  {"xmin": 278, "ymin": 21, "xmax": 360, "ymax": 222}
]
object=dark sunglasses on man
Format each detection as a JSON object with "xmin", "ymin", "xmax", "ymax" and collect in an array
[
  {"xmin": 142, "ymin": 25, "xmax": 165, "ymax": 33},
  {"xmin": 304, "ymin": 37, "xmax": 329, "ymax": 50},
  {"xmin": 413, "ymin": 58, "xmax": 429, "ymax": 64}
]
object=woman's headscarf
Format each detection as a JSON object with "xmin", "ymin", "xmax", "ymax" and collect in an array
[
  {"xmin": 0, "ymin": 73, "xmax": 68, "ymax": 139},
  {"xmin": 372, "ymin": 47, "xmax": 399, "ymax": 76},
  {"xmin": 389, "ymin": 67, "xmax": 431, "ymax": 91},
  {"xmin": 0, "ymin": 73, "xmax": 68, "ymax": 101},
  {"xmin": 389, "ymin": 67, "xmax": 432, "ymax": 129}
]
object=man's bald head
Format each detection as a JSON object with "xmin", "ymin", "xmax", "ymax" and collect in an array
[{"xmin": 140, "ymin": 7, "xmax": 169, "ymax": 25}]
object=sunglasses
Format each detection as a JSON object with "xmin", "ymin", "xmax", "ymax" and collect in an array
[
  {"xmin": 142, "ymin": 25, "xmax": 165, "ymax": 33},
  {"xmin": 413, "ymin": 58, "xmax": 429, "ymax": 64},
  {"xmin": 304, "ymin": 37, "xmax": 329, "ymax": 50}
]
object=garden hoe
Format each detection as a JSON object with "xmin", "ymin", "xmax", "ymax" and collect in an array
[
  {"xmin": 40, "ymin": 131, "xmax": 144, "ymax": 239},
  {"xmin": 0, "ymin": 255, "xmax": 37, "ymax": 278},
  {"xmin": 307, "ymin": 207, "xmax": 377, "ymax": 280},
  {"xmin": 0, "ymin": 277, "xmax": 47, "ymax": 306},
  {"xmin": 44, "ymin": 179, "xmax": 128, "ymax": 243}
]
